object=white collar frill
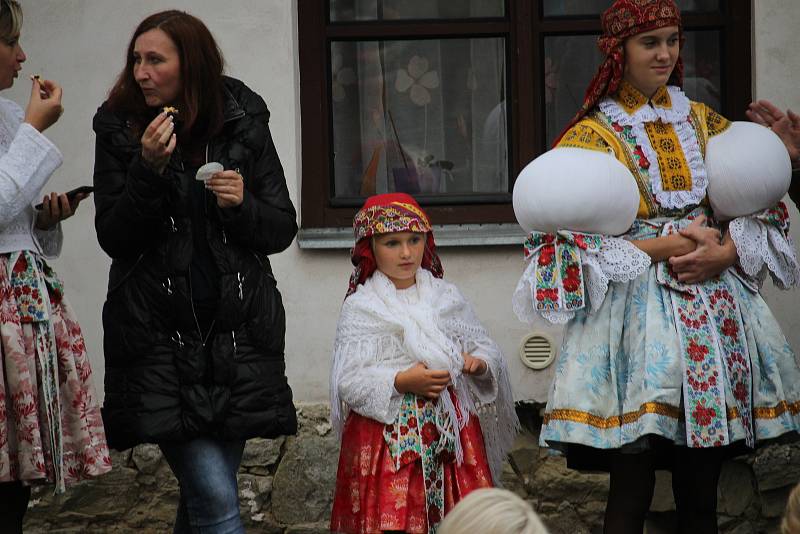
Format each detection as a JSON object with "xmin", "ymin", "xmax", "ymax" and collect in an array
[
  {"xmin": 330, "ymin": 269, "xmax": 518, "ymax": 482},
  {"xmin": 599, "ymin": 85, "xmax": 708, "ymax": 210}
]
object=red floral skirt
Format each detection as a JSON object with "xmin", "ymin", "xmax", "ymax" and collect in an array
[{"xmin": 330, "ymin": 411, "xmax": 493, "ymax": 534}]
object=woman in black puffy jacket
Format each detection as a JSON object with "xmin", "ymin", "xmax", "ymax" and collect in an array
[{"xmin": 92, "ymin": 10, "xmax": 297, "ymax": 533}]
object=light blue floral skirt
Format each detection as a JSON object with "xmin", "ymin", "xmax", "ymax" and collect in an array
[{"xmin": 540, "ymin": 218, "xmax": 800, "ymax": 457}]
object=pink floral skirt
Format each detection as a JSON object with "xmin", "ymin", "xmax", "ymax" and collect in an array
[{"xmin": 0, "ymin": 252, "xmax": 111, "ymax": 491}]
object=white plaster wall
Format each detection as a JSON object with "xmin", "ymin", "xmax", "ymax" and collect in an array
[
  {"xmin": 7, "ymin": 1, "xmax": 798, "ymax": 406},
  {"xmin": 753, "ymin": 0, "xmax": 800, "ymax": 346}
]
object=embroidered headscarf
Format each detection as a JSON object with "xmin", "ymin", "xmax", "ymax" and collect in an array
[
  {"xmin": 347, "ymin": 193, "xmax": 443, "ymax": 297},
  {"xmin": 555, "ymin": 0, "xmax": 683, "ymax": 145}
]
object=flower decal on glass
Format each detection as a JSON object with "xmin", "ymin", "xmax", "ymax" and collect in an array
[
  {"xmin": 544, "ymin": 57, "xmax": 559, "ymax": 104},
  {"xmin": 331, "ymin": 53, "xmax": 356, "ymax": 103},
  {"xmin": 395, "ymin": 55, "xmax": 440, "ymax": 106}
]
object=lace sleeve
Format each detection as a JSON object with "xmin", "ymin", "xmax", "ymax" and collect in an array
[
  {"xmin": 512, "ymin": 233, "xmax": 650, "ymax": 325},
  {"xmin": 0, "ymin": 121, "xmax": 63, "ymax": 229},
  {"xmin": 32, "ymin": 220, "xmax": 63, "ymax": 259},
  {"xmin": 728, "ymin": 203, "xmax": 799, "ymax": 289},
  {"xmin": 582, "ymin": 236, "xmax": 651, "ymax": 311}
]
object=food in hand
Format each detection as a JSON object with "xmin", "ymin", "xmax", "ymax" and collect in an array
[{"xmin": 162, "ymin": 106, "xmax": 179, "ymax": 117}]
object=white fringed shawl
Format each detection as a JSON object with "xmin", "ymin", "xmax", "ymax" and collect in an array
[{"xmin": 330, "ymin": 269, "xmax": 519, "ymax": 483}]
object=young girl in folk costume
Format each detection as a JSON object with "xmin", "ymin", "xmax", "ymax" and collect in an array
[
  {"xmin": 330, "ymin": 193, "xmax": 518, "ymax": 534},
  {"xmin": 514, "ymin": 1, "xmax": 800, "ymax": 532}
]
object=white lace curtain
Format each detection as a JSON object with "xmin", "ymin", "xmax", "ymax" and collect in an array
[{"xmin": 330, "ymin": 0, "xmax": 507, "ymax": 198}]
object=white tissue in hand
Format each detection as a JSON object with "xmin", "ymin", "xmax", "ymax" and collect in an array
[
  {"xmin": 196, "ymin": 162, "xmax": 224, "ymax": 181},
  {"xmin": 706, "ymin": 121, "xmax": 791, "ymax": 221},
  {"xmin": 513, "ymin": 147, "xmax": 639, "ymax": 236}
]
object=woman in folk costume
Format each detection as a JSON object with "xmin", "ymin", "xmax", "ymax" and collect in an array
[
  {"xmin": 513, "ymin": 1, "xmax": 800, "ymax": 532},
  {"xmin": 0, "ymin": 0, "xmax": 110, "ymax": 531},
  {"xmin": 330, "ymin": 193, "xmax": 518, "ymax": 534}
]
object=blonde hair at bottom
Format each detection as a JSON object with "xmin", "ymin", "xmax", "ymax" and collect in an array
[
  {"xmin": 783, "ymin": 483, "xmax": 800, "ymax": 534},
  {"xmin": 438, "ymin": 488, "xmax": 549, "ymax": 534}
]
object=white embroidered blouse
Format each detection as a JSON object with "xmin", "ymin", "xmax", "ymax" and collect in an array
[{"xmin": 0, "ymin": 96, "xmax": 64, "ymax": 258}]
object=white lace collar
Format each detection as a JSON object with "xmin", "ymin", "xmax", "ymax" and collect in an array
[{"xmin": 599, "ymin": 84, "xmax": 707, "ymax": 210}]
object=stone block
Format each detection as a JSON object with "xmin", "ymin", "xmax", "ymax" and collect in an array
[
  {"xmin": 530, "ymin": 454, "xmax": 609, "ymax": 506},
  {"xmin": 131, "ymin": 443, "xmax": 164, "ymax": 475},
  {"xmin": 238, "ymin": 473, "xmax": 273, "ymax": 515},
  {"xmin": 285, "ymin": 523, "xmax": 331, "ymax": 534},
  {"xmin": 752, "ymin": 442, "xmax": 800, "ymax": 492},
  {"xmin": 759, "ymin": 486, "xmax": 792, "ymax": 518},
  {"xmin": 241, "ymin": 437, "xmax": 284, "ymax": 471},
  {"xmin": 55, "ymin": 463, "xmax": 140, "ymax": 521},
  {"xmin": 650, "ymin": 470, "xmax": 675, "ymax": 512},
  {"xmin": 539, "ymin": 501, "xmax": 592, "ymax": 534},
  {"xmin": 508, "ymin": 429, "xmax": 540, "ymax": 480},
  {"xmin": 272, "ymin": 434, "xmax": 340, "ymax": 524},
  {"xmin": 723, "ymin": 520, "xmax": 756, "ymax": 534},
  {"xmin": 718, "ymin": 460, "xmax": 756, "ymax": 517}
]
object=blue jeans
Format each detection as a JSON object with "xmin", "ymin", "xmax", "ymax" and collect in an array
[{"xmin": 159, "ymin": 438, "xmax": 246, "ymax": 534}]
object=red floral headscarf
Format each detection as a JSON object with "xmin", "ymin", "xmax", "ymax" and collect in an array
[
  {"xmin": 554, "ymin": 0, "xmax": 683, "ymax": 145},
  {"xmin": 347, "ymin": 193, "xmax": 443, "ymax": 297}
]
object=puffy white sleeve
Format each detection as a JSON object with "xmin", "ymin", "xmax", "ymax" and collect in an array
[
  {"xmin": 330, "ymin": 300, "xmax": 407, "ymax": 434},
  {"xmin": 0, "ymin": 102, "xmax": 63, "ymax": 229},
  {"xmin": 728, "ymin": 203, "xmax": 799, "ymax": 289}
]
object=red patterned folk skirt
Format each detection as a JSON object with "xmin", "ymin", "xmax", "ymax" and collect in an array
[{"xmin": 330, "ymin": 411, "xmax": 493, "ymax": 534}]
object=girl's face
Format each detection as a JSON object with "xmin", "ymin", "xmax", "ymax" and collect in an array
[
  {"xmin": 623, "ymin": 25, "xmax": 680, "ymax": 98},
  {"xmin": 372, "ymin": 231, "xmax": 426, "ymax": 290},
  {"xmin": 0, "ymin": 33, "xmax": 25, "ymax": 91},
  {"xmin": 133, "ymin": 28, "xmax": 182, "ymax": 107}
]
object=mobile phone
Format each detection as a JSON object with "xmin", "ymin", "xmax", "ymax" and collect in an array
[{"xmin": 34, "ymin": 185, "xmax": 94, "ymax": 210}]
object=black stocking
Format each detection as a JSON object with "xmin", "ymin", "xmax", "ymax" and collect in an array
[
  {"xmin": 604, "ymin": 451, "xmax": 656, "ymax": 534},
  {"xmin": 672, "ymin": 447, "xmax": 724, "ymax": 534},
  {"xmin": 0, "ymin": 481, "xmax": 31, "ymax": 534}
]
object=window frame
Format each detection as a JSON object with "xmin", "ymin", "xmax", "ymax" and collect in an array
[{"xmin": 298, "ymin": 0, "xmax": 752, "ymax": 230}]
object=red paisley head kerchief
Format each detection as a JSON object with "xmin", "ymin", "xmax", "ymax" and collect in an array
[
  {"xmin": 554, "ymin": 0, "xmax": 683, "ymax": 145},
  {"xmin": 346, "ymin": 193, "xmax": 444, "ymax": 297}
]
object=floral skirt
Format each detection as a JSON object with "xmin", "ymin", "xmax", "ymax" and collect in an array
[
  {"xmin": 539, "ymin": 253, "xmax": 800, "ymax": 461},
  {"xmin": 330, "ymin": 411, "xmax": 493, "ymax": 534},
  {"xmin": 0, "ymin": 251, "xmax": 111, "ymax": 491}
]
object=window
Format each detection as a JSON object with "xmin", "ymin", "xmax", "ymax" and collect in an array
[{"xmin": 298, "ymin": 0, "xmax": 751, "ymax": 233}]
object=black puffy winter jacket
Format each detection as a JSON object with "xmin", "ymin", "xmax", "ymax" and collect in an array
[{"xmin": 93, "ymin": 77, "xmax": 298, "ymax": 450}]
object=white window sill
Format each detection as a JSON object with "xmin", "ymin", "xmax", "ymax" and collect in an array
[{"xmin": 297, "ymin": 223, "xmax": 526, "ymax": 249}]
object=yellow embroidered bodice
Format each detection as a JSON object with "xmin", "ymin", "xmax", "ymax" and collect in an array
[{"xmin": 557, "ymin": 81, "xmax": 731, "ymax": 218}]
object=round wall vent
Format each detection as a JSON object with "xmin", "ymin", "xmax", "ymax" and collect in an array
[{"xmin": 519, "ymin": 332, "xmax": 556, "ymax": 370}]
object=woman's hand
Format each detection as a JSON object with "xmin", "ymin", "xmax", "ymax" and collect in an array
[
  {"xmin": 34, "ymin": 191, "xmax": 89, "ymax": 230},
  {"xmin": 394, "ymin": 362, "xmax": 451, "ymax": 400},
  {"xmin": 140, "ymin": 112, "xmax": 176, "ymax": 174},
  {"xmin": 206, "ymin": 170, "xmax": 245, "ymax": 208},
  {"xmin": 746, "ymin": 100, "xmax": 800, "ymax": 168},
  {"xmin": 462, "ymin": 352, "xmax": 488, "ymax": 376},
  {"xmin": 24, "ymin": 77, "xmax": 63, "ymax": 132},
  {"xmin": 631, "ymin": 216, "xmax": 704, "ymax": 262},
  {"xmin": 669, "ymin": 223, "xmax": 738, "ymax": 284}
]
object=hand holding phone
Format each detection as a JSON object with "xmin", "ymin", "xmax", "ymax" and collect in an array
[{"xmin": 34, "ymin": 185, "xmax": 93, "ymax": 210}]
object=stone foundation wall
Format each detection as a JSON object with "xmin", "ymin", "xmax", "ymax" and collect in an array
[{"xmin": 23, "ymin": 403, "xmax": 800, "ymax": 533}]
